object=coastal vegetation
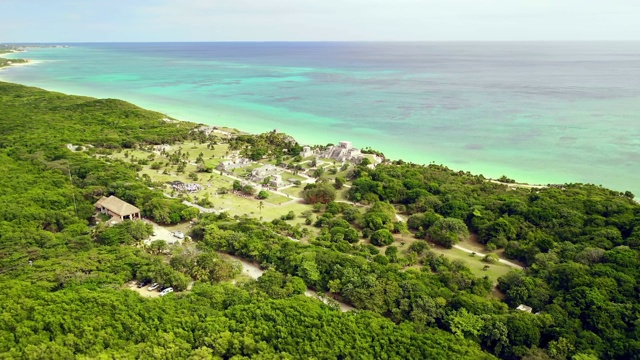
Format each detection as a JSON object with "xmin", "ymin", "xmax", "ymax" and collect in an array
[
  {"xmin": 0, "ymin": 82, "xmax": 490, "ymax": 359},
  {"xmin": 1, "ymin": 80, "xmax": 639, "ymax": 359},
  {"xmin": 0, "ymin": 45, "xmax": 27, "ymax": 68},
  {"xmin": 0, "ymin": 57, "xmax": 27, "ymax": 68}
]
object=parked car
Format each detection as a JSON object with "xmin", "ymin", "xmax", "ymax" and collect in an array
[
  {"xmin": 159, "ymin": 287, "xmax": 174, "ymax": 296},
  {"xmin": 137, "ymin": 280, "xmax": 150, "ymax": 288},
  {"xmin": 173, "ymin": 231, "xmax": 185, "ymax": 239},
  {"xmin": 148, "ymin": 283, "xmax": 160, "ymax": 291}
]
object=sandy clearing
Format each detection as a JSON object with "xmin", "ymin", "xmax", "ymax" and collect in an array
[{"xmin": 125, "ymin": 281, "xmax": 160, "ymax": 298}]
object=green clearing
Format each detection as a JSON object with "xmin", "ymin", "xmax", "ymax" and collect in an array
[
  {"xmin": 335, "ymin": 188, "xmax": 351, "ymax": 201},
  {"xmin": 457, "ymin": 234, "xmax": 490, "ymax": 253},
  {"xmin": 107, "ymin": 142, "xmax": 520, "ymax": 279},
  {"xmin": 105, "ymin": 142, "xmax": 320, "ymax": 226},
  {"xmin": 182, "ymin": 141, "xmax": 230, "ymax": 158},
  {"xmin": 457, "ymin": 235, "xmax": 523, "ymax": 267},
  {"xmin": 281, "ymin": 186, "xmax": 303, "ymax": 198},
  {"xmin": 280, "ymin": 171, "xmax": 306, "ymax": 182},
  {"xmin": 262, "ymin": 192, "xmax": 291, "ymax": 205},
  {"xmin": 392, "ymin": 236, "xmax": 514, "ymax": 284},
  {"xmin": 429, "ymin": 245, "xmax": 514, "ymax": 283}
]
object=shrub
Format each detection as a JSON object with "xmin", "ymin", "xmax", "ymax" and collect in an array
[
  {"xmin": 370, "ymin": 229, "xmax": 394, "ymax": 246},
  {"xmin": 373, "ymin": 254, "xmax": 390, "ymax": 265},
  {"xmin": 302, "ymin": 183, "xmax": 336, "ymax": 204},
  {"xmin": 408, "ymin": 241, "xmax": 428, "ymax": 255},
  {"xmin": 427, "ymin": 218, "xmax": 469, "ymax": 249},
  {"xmin": 482, "ymin": 253, "xmax": 499, "ymax": 264}
]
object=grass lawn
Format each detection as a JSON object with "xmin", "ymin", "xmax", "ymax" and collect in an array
[
  {"xmin": 335, "ymin": 188, "xmax": 351, "ymax": 201},
  {"xmin": 263, "ymin": 192, "xmax": 291, "ymax": 205},
  {"xmin": 181, "ymin": 141, "xmax": 230, "ymax": 159},
  {"xmin": 429, "ymin": 245, "xmax": 514, "ymax": 283},
  {"xmin": 391, "ymin": 236, "xmax": 515, "ymax": 284},
  {"xmin": 281, "ymin": 186, "xmax": 303, "ymax": 197},
  {"xmin": 203, "ymin": 158, "xmax": 223, "ymax": 168},
  {"xmin": 457, "ymin": 235, "xmax": 489, "ymax": 253},
  {"xmin": 110, "ymin": 149, "xmax": 155, "ymax": 161},
  {"xmin": 457, "ymin": 235, "xmax": 524, "ymax": 267},
  {"xmin": 280, "ymin": 172, "xmax": 306, "ymax": 182},
  {"xmin": 105, "ymin": 140, "xmax": 325, "ymax": 234},
  {"xmin": 140, "ymin": 167, "xmax": 202, "ymax": 187},
  {"xmin": 196, "ymin": 188, "xmax": 313, "ymax": 223}
]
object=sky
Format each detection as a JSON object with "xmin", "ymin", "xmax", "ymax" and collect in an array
[{"xmin": 1, "ymin": 0, "xmax": 639, "ymax": 42}]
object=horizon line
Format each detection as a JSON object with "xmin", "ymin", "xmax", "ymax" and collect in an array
[{"xmin": 3, "ymin": 40, "xmax": 640, "ymax": 44}]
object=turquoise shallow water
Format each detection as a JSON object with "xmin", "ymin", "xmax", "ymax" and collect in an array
[{"xmin": 1, "ymin": 42, "xmax": 639, "ymax": 194}]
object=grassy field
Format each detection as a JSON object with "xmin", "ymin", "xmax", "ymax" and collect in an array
[
  {"xmin": 457, "ymin": 235, "xmax": 524, "ymax": 267},
  {"xmin": 388, "ymin": 236, "xmax": 514, "ymax": 284},
  {"xmin": 281, "ymin": 186, "xmax": 303, "ymax": 198},
  {"xmin": 105, "ymin": 141, "xmax": 519, "ymax": 279},
  {"xmin": 280, "ymin": 172, "xmax": 306, "ymax": 182},
  {"xmin": 335, "ymin": 188, "xmax": 351, "ymax": 201},
  {"xmin": 262, "ymin": 192, "xmax": 292, "ymax": 205},
  {"xmin": 457, "ymin": 235, "xmax": 489, "ymax": 253},
  {"xmin": 107, "ymin": 144, "xmax": 320, "ymax": 228},
  {"xmin": 429, "ymin": 245, "xmax": 514, "ymax": 283}
]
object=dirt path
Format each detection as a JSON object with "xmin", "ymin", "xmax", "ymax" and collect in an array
[
  {"xmin": 452, "ymin": 245, "xmax": 524, "ymax": 269},
  {"xmin": 222, "ymin": 172, "xmax": 305, "ymax": 200},
  {"xmin": 146, "ymin": 194, "xmax": 357, "ymax": 311},
  {"xmin": 305, "ymin": 290, "xmax": 355, "ymax": 312},
  {"xmin": 393, "ymin": 212, "xmax": 523, "ymax": 270},
  {"xmin": 143, "ymin": 220, "xmax": 183, "ymax": 245},
  {"xmin": 221, "ymin": 253, "xmax": 354, "ymax": 312}
]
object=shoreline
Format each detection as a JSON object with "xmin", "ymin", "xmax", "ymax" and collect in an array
[
  {"xmin": 0, "ymin": 49, "xmax": 41, "ymax": 70},
  {"xmin": 0, "ymin": 59, "xmax": 41, "ymax": 68},
  {"xmin": 0, "ymin": 47, "xmax": 636, "ymax": 194},
  {"xmin": 0, "ymin": 77, "xmax": 612, "ymax": 192}
]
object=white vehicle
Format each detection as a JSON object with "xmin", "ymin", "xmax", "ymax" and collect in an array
[
  {"xmin": 173, "ymin": 231, "xmax": 185, "ymax": 239},
  {"xmin": 148, "ymin": 283, "xmax": 160, "ymax": 291},
  {"xmin": 159, "ymin": 287, "xmax": 174, "ymax": 296}
]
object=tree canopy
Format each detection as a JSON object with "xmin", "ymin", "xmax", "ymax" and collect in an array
[
  {"xmin": 2, "ymin": 81, "xmax": 639, "ymax": 359},
  {"xmin": 0, "ymin": 82, "xmax": 495, "ymax": 359}
]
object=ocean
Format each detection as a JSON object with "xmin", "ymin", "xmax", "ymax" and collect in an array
[{"xmin": 2, "ymin": 42, "xmax": 639, "ymax": 194}]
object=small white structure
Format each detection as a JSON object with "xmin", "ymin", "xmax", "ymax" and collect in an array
[
  {"xmin": 516, "ymin": 304, "xmax": 533, "ymax": 313},
  {"xmin": 250, "ymin": 164, "xmax": 280, "ymax": 183},
  {"xmin": 300, "ymin": 146, "xmax": 314, "ymax": 158},
  {"xmin": 217, "ymin": 157, "xmax": 252, "ymax": 172},
  {"xmin": 339, "ymin": 141, "xmax": 352, "ymax": 149},
  {"xmin": 268, "ymin": 174, "xmax": 286, "ymax": 189},
  {"xmin": 318, "ymin": 140, "xmax": 365, "ymax": 163},
  {"xmin": 193, "ymin": 126, "xmax": 233, "ymax": 138}
]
